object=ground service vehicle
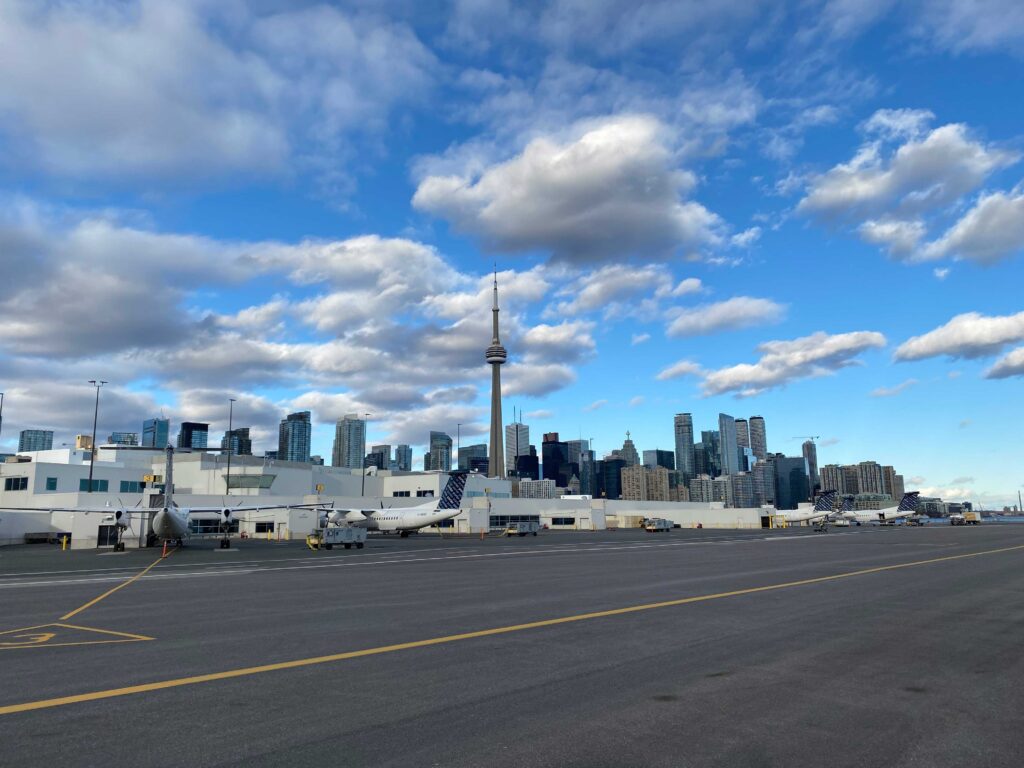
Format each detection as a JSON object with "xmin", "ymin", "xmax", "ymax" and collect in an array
[
  {"xmin": 950, "ymin": 514, "xmax": 966, "ymax": 526},
  {"xmin": 644, "ymin": 518, "xmax": 672, "ymax": 532},
  {"xmin": 963, "ymin": 511, "xmax": 982, "ymax": 525},
  {"xmin": 505, "ymin": 521, "xmax": 540, "ymax": 536},
  {"xmin": 323, "ymin": 526, "xmax": 368, "ymax": 549}
]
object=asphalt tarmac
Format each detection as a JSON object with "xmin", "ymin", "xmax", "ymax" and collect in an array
[{"xmin": 2, "ymin": 524, "xmax": 1023, "ymax": 767}]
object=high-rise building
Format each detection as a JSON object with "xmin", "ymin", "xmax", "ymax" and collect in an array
[
  {"xmin": 367, "ymin": 444, "xmax": 391, "ymax": 470},
  {"xmin": 18, "ymin": 429, "xmax": 53, "ymax": 452},
  {"xmin": 646, "ymin": 465, "xmax": 670, "ymax": 501},
  {"xmin": 688, "ymin": 474, "xmax": 714, "ymax": 503},
  {"xmin": 735, "ymin": 419, "xmax": 750, "ymax": 450},
  {"xmin": 278, "ymin": 412, "xmax": 311, "ymax": 463},
  {"xmin": 107, "ymin": 432, "xmax": 139, "ymax": 446},
  {"xmin": 395, "ymin": 444, "xmax": 412, "ymax": 472},
  {"xmin": 429, "ymin": 431, "xmax": 453, "ymax": 472},
  {"xmin": 486, "ymin": 273, "xmax": 507, "ymax": 478},
  {"xmin": 820, "ymin": 464, "xmax": 845, "ymax": 494},
  {"xmin": 519, "ymin": 478, "xmax": 556, "ymax": 499},
  {"xmin": 773, "ymin": 456, "xmax": 811, "ymax": 510},
  {"xmin": 711, "ymin": 476, "xmax": 733, "ymax": 506},
  {"xmin": 619, "ymin": 432, "xmax": 640, "ymax": 467},
  {"xmin": 332, "ymin": 414, "xmax": 365, "ymax": 469},
  {"xmin": 674, "ymin": 413, "xmax": 696, "ymax": 484},
  {"xmin": 718, "ymin": 414, "xmax": 740, "ymax": 477},
  {"xmin": 643, "ymin": 449, "xmax": 675, "ymax": 471},
  {"xmin": 753, "ymin": 461, "xmax": 775, "ymax": 506},
  {"xmin": 700, "ymin": 430, "xmax": 722, "ymax": 477},
  {"xmin": 516, "ymin": 445, "xmax": 540, "ymax": 480},
  {"xmin": 802, "ymin": 440, "xmax": 819, "ymax": 492},
  {"xmin": 600, "ymin": 458, "xmax": 625, "ymax": 500},
  {"xmin": 621, "ymin": 464, "xmax": 648, "ymax": 501},
  {"xmin": 749, "ymin": 416, "xmax": 767, "ymax": 461},
  {"xmin": 142, "ymin": 417, "xmax": 170, "ymax": 448},
  {"xmin": 842, "ymin": 465, "xmax": 860, "ymax": 495},
  {"xmin": 542, "ymin": 432, "xmax": 570, "ymax": 487},
  {"xmin": 505, "ymin": 422, "xmax": 529, "ymax": 474},
  {"xmin": 857, "ymin": 461, "xmax": 884, "ymax": 495},
  {"xmin": 177, "ymin": 422, "xmax": 208, "ymax": 449},
  {"xmin": 731, "ymin": 472, "xmax": 756, "ymax": 508},
  {"xmin": 458, "ymin": 443, "xmax": 488, "ymax": 472},
  {"xmin": 221, "ymin": 427, "xmax": 252, "ymax": 456},
  {"xmin": 881, "ymin": 466, "xmax": 905, "ymax": 500}
]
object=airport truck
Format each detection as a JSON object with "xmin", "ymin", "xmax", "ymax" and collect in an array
[
  {"xmin": 322, "ymin": 526, "xmax": 368, "ymax": 549},
  {"xmin": 963, "ymin": 510, "xmax": 983, "ymax": 525},
  {"xmin": 504, "ymin": 521, "xmax": 540, "ymax": 536},
  {"xmin": 949, "ymin": 513, "xmax": 966, "ymax": 526},
  {"xmin": 644, "ymin": 518, "xmax": 672, "ymax": 532}
]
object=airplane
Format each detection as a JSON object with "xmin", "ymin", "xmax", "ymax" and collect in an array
[
  {"xmin": 777, "ymin": 490, "xmax": 838, "ymax": 526},
  {"xmin": 836, "ymin": 492, "xmax": 920, "ymax": 525},
  {"xmin": 316, "ymin": 471, "xmax": 469, "ymax": 537}
]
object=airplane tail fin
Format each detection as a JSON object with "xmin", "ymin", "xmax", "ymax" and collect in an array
[
  {"xmin": 814, "ymin": 490, "xmax": 838, "ymax": 512},
  {"xmin": 438, "ymin": 471, "xmax": 469, "ymax": 510},
  {"xmin": 897, "ymin": 491, "xmax": 920, "ymax": 513},
  {"xmin": 841, "ymin": 496, "xmax": 854, "ymax": 512}
]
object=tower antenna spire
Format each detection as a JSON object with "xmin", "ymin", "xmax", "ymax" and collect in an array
[{"xmin": 486, "ymin": 268, "xmax": 507, "ymax": 478}]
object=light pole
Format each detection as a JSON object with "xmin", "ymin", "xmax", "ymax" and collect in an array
[
  {"xmin": 86, "ymin": 380, "xmax": 107, "ymax": 492},
  {"xmin": 360, "ymin": 413, "xmax": 371, "ymax": 497},
  {"xmin": 225, "ymin": 398, "xmax": 236, "ymax": 495},
  {"xmin": 457, "ymin": 423, "xmax": 462, "ymax": 471}
]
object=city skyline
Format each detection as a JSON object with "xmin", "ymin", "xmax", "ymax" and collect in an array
[{"xmin": 0, "ymin": 3, "xmax": 1021, "ymax": 507}]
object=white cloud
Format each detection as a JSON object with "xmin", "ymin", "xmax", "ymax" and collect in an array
[
  {"xmin": 869, "ymin": 378, "xmax": 918, "ymax": 397},
  {"xmin": 919, "ymin": 190, "xmax": 1024, "ymax": 264},
  {"xmin": 631, "ymin": 333, "xmax": 651, "ymax": 345},
  {"xmin": 730, "ymin": 227, "xmax": 762, "ymax": 248},
  {"xmin": 666, "ymin": 297, "xmax": 786, "ymax": 338},
  {"xmin": 915, "ymin": 0, "xmax": 1024, "ymax": 54},
  {"xmin": 583, "ymin": 399, "xmax": 608, "ymax": 412},
  {"xmin": 655, "ymin": 360, "xmax": 704, "ymax": 381},
  {"xmin": 413, "ymin": 115, "xmax": 724, "ymax": 263},
  {"xmin": 524, "ymin": 409, "xmax": 554, "ymax": 420},
  {"xmin": 895, "ymin": 311, "xmax": 1024, "ymax": 361},
  {"xmin": 550, "ymin": 264, "xmax": 666, "ymax": 316},
  {"xmin": 986, "ymin": 346, "xmax": 1024, "ymax": 379},
  {"xmin": 0, "ymin": 1, "xmax": 436, "ymax": 189},
  {"xmin": 666, "ymin": 278, "xmax": 704, "ymax": 297},
  {"xmin": 701, "ymin": 330, "xmax": 887, "ymax": 397},
  {"xmin": 861, "ymin": 108, "xmax": 935, "ymax": 140},
  {"xmin": 799, "ymin": 120, "xmax": 1017, "ymax": 220},
  {"xmin": 628, "ymin": 396, "xmax": 645, "ymax": 407},
  {"xmin": 933, "ymin": 267, "xmax": 950, "ymax": 280},
  {"xmin": 858, "ymin": 218, "xmax": 925, "ymax": 257},
  {"xmin": 502, "ymin": 363, "xmax": 576, "ymax": 397}
]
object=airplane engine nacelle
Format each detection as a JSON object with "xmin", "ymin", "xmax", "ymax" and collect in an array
[
  {"xmin": 344, "ymin": 511, "xmax": 365, "ymax": 524},
  {"xmin": 219, "ymin": 509, "xmax": 234, "ymax": 531},
  {"xmin": 112, "ymin": 509, "xmax": 129, "ymax": 529}
]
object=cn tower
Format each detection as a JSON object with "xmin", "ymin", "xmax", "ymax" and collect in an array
[{"xmin": 486, "ymin": 271, "xmax": 507, "ymax": 478}]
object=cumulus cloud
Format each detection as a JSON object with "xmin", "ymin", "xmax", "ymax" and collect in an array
[
  {"xmin": 631, "ymin": 333, "xmax": 651, "ymax": 345},
  {"xmin": 0, "ymin": 1, "xmax": 436, "ymax": 190},
  {"xmin": 413, "ymin": 115, "xmax": 724, "ymax": 263},
  {"xmin": 666, "ymin": 297, "xmax": 786, "ymax": 337},
  {"xmin": 895, "ymin": 311, "xmax": 1024, "ymax": 361},
  {"xmin": 701, "ymin": 331, "xmax": 887, "ymax": 397},
  {"xmin": 870, "ymin": 379, "xmax": 918, "ymax": 397},
  {"xmin": 986, "ymin": 347, "xmax": 1024, "ymax": 379},
  {"xmin": 919, "ymin": 190, "xmax": 1024, "ymax": 264},
  {"xmin": 799, "ymin": 111, "xmax": 1019, "ymax": 263},
  {"xmin": 502, "ymin": 363, "xmax": 576, "ymax": 397},
  {"xmin": 934, "ymin": 267, "xmax": 950, "ymax": 280},
  {"xmin": 524, "ymin": 409, "xmax": 553, "ymax": 420},
  {"xmin": 655, "ymin": 360, "xmax": 704, "ymax": 381}
]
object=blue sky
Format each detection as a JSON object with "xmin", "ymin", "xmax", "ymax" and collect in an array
[{"xmin": 1, "ymin": 1, "xmax": 1022, "ymax": 507}]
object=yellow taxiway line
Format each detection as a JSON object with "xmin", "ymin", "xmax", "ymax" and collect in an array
[
  {"xmin": 59, "ymin": 551, "xmax": 174, "ymax": 621},
  {"xmin": 2, "ymin": 542, "xmax": 1022, "ymax": 717}
]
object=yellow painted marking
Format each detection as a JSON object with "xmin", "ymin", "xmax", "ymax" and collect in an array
[
  {"xmin": 1, "ymin": 543, "xmax": 1022, "ymax": 716},
  {"xmin": 60, "ymin": 551, "xmax": 173, "ymax": 621},
  {"xmin": 0, "ymin": 623, "xmax": 154, "ymax": 651}
]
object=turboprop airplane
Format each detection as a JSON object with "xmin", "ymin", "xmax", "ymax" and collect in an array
[
  {"xmin": 317, "ymin": 471, "xmax": 469, "ymax": 537},
  {"xmin": 838, "ymin": 492, "xmax": 920, "ymax": 525},
  {"xmin": 777, "ymin": 490, "xmax": 838, "ymax": 526},
  {"xmin": 1, "ymin": 445, "xmax": 274, "ymax": 550}
]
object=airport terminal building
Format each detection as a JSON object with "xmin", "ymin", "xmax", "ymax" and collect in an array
[{"xmin": 0, "ymin": 447, "xmax": 781, "ymax": 548}]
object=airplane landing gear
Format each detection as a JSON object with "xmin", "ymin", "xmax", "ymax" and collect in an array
[
  {"xmin": 400, "ymin": 530, "xmax": 410, "ymax": 538},
  {"xmin": 219, "ymin": 538, "xmax": 231, "ymax": 549}
]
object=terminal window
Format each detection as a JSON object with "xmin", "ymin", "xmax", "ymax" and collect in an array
[
  {"xmin": 119, "ymin": 480, "xmax": 145, "ymax": 493},
  {"xmin": 416, "ymin": 490, "xmax": 434, "ymax": 498},
  {"xmin": 254, "ymin": 522, "xmax": 275, "ymax": 533},
  {"xmin": 45, "ymin": 477, "xmax": 58, "ymax": 491},
  {"xmin": 4, "ymin": 477, "xmax": 28, "ymax": 491},
  {"xmin": 551, "ymin": 517, "xmax": 575, "ymax": 526},
  {"xmin": 78, "ymin": 479, "xmax": 109, "ymax": 492},
  {"xmin": 392, "ymin": 491, "xmax": 411, "ymax": 497}
]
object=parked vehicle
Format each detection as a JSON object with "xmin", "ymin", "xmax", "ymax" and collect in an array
[
  {"xmin": 644, "ymin": 518, "xmax": 672, "ymax": 532},
  {"xmin": 505, "ymin": 521, "xmax": 540, "ymax": 537}
]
